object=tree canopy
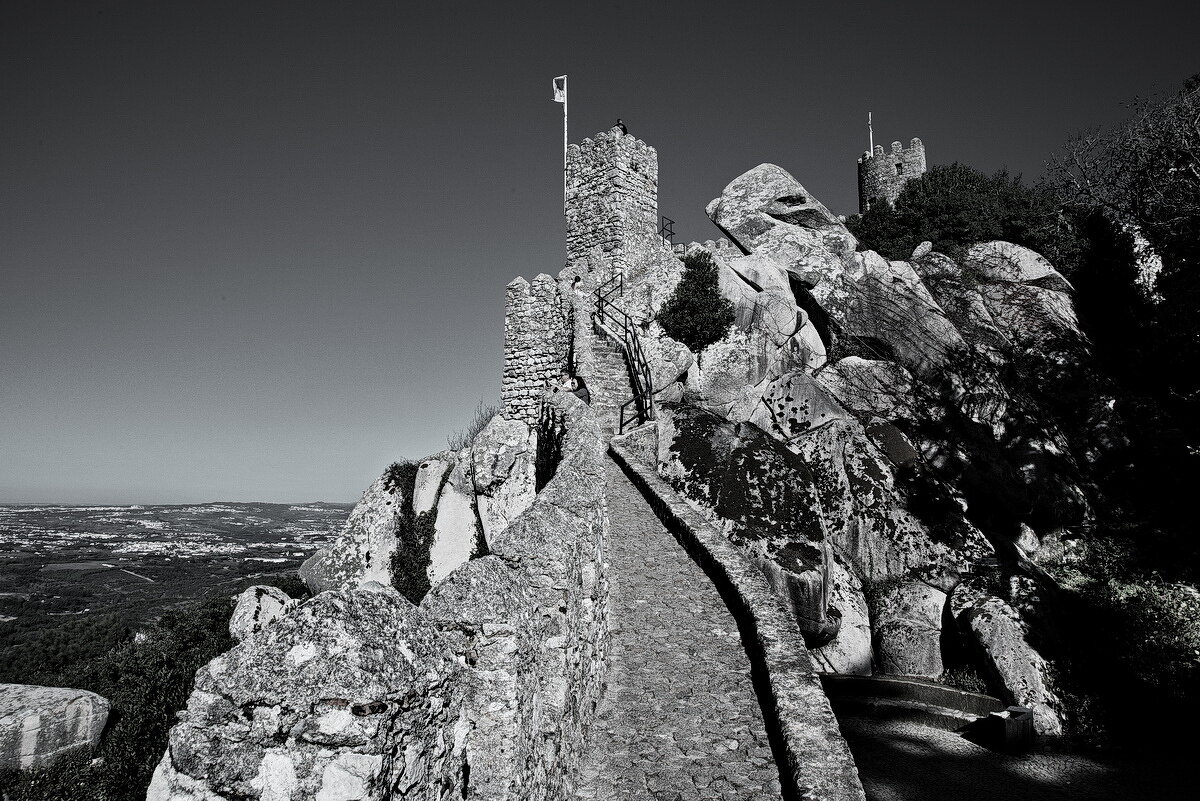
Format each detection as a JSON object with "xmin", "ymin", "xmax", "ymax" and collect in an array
[{"xmin": 847, "ymin": 163, "xmax": 1074, "ymax": 265}]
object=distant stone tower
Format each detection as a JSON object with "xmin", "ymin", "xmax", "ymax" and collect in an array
[
  {"xmin": 857, "ymin": 138, "xmax": 926, "ymax": 213},
  {"xmin": 564, "ymin": 128, "xmax": 660, "ymax": 276}
]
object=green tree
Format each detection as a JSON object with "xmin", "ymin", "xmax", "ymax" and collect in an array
[
  {"xmin": 656, "ymin": 250, "xmax": 734, "ymax": 353},
  {"xmin": 848, "ymin": 163, "xmax": 1073, "ymax": 264}
]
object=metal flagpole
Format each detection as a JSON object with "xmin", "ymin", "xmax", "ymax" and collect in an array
[
  {"xmin": 562, "ymin": 76, "xmax": 568, "ymax": 214},
  {"xmin": 868, "ymin": 111, "xmax": 874, "ymax": 152}
]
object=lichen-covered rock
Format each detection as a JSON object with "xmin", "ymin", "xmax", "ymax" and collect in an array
[
  {"xmin": 0, "ymin": 684, "xmax": 109, "ymax": 771},
  {"xmin": 471, "ymin": 415, "xmax": 536, "ymax": 543},
  {"xmin": 299, "ymin": 472, "xmax": 407, "ymax": 593},
  {"xmin": 750, "ymin": 369, "xmax": 853, "ymax": 441},
  {"xmin": 790, "ymin": 419, "xmax": 988, "ymax": 583},
  {"xmin": 229, "ymin": 585, "xmax": 294, "ymax": 643},
  {"xmin": 429, "ymin": 449, "xmax": 482, "ymax": 586},
  {"xmin": 950, "ymin": 579, "xmax": 1063, "ymax": 736},
  {"xmin": 817, "ymin": 357, "xmax": 918, "ymax": 423},
  {"xmin": 147, "ymin": 585, "xmax": 470, "ymax": 801},
  {"xmin": 872, "ymin": 581, "xmax": 947, "ymax": 678},
  {"xmin": 655, "ymin": 402, "xmax": 827, "ymax": 554},
  {"xmin": 964, "ymin": 241, "xmax": 1073, "ymax": 292}
]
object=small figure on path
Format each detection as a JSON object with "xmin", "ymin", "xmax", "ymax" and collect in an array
[
  {"xmin": 615, "ymin": 118, "xmax": 628, "ymax": 135},
  {"xmin": 570, "ymin": 376, "xmax": 591, "ymax": 405}
]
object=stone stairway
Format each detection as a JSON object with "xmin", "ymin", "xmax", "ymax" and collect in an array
[{"xmin": 582, "ymin": 326, "xmax": 636, "ymax": 438}]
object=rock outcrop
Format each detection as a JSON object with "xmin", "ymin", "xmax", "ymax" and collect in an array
[
  {"xmin": 0, "ymin": 684, "xmax": 109, "ymax": 771},
  {"xmin": 299, "ymin": 473, "xmax": 407, "ymax": 593},
  {"xmin": 150, "ymin": 392, "xmax": 611, "ymax": 800},
  {"xmin": 229, "ymin": 585, "xmax": 294, "ymax": 643}
]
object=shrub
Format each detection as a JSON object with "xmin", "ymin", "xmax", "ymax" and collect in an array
[
  {"xmin": 656, "ymin": 250, "xmax": 735, "ymax": 354},
  {"xmin": 0, "ymin": 596, "xmax": 234, "ymax": 801},
  {"xmin": 447, "ymin": 400, "xmax": 498, "ymax": 452}
]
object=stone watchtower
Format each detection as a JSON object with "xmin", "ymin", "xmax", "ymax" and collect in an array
[
  {"xmin": 564, "ymin": 128, "xmax": 660, "ymax": 276},
  {"xmin": 857, "ymin": 138, "xmax": 926, "ymax": 213}
]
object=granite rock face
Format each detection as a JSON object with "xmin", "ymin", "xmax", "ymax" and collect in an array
[
  {"xmin": 229, "ymin": 585, "xmax": 294, "ymax": 643},
  {"xmin": 950, "ymin": 579, "xmax": 1063, "ymax": 736},
  {"xmin": 299, "ymin": 473, "xmax": 407, "ymax": 593},
  {"xmin": 470, "ymin": 414, "xmax": 536, "ymax": 543},
  {"xmin": 151, "ymin": 392, "xmax": 611, "ymax": 801},
  {"xmin": 0, "ymin": 684, "xmax": 109, "ymax": 772},
  {"xmin": 872, "ymin": 582, "xmax": 947, "ymax": 678},
  {"xmin": 964, "ymin": 241, "xmax": 1073, "ymax": 290},
  {"xmin": 147, "ymin": 586, "xmax": 469, "ymax": 801},
  {"xmin": 429, "ymin": 449, "xmax": 481, "ymax": 586},
  {"xmin": 706, "ymin": 164, "xmax": 857, "ymax": 285}
]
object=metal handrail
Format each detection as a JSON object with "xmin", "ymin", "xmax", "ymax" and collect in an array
[{"xmin": 592, "ymin": 273, "xmax": 656, "ymax": 433}]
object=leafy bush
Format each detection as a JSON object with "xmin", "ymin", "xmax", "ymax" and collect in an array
[
  {"xmin": 0, "ymin": 596, "xmax": 234, "ymax": 801},
  {"xmin": 656, "ymin": 250, "xmax": 735, "ymax": 354},
  {"xmin": 847, "ymin": 163, "xmax": 1074, "ymax": 264}
]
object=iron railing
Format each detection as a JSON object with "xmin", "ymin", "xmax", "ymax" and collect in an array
[
  {"xmin": 593, "ymin": 272, "xmax": 655, "ymax": 433},
  {"xmin": 658, "ymin": 215, "xmax": 675, "ymax": 249}
]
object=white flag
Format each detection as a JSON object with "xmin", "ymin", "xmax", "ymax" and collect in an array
[{"xmin": 552, "ymin": 75, "xmax": 566, "ymax": 103}]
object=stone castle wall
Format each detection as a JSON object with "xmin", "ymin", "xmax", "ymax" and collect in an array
[
  {"xmin": 857, "ymin": 138, "xmax": 926, "ymax": 213},
  {"xmin": 502, "ymin": 274, "xmax": 570, "ymax": 426}
]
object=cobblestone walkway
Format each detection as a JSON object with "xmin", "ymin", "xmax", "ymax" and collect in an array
[{"xmin": 575, "ymin": 460, "xmax": 782, "ymax": 801}]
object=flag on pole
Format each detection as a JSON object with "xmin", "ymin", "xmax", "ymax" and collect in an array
[{"xmin": 553, "ymin": 75, "xmax": 567, "ymax": 103}]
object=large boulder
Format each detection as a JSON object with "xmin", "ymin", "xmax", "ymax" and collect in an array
[
  {"xmin": 638, "ymin": 323, "xmax": 693, "ymax": 390},
  {"xmin": 706, "ymin": 164, "xmax": 858, "ymax": 276},
  {"xmin": 429, "ymin": 450, "xmax": 483, "ymax": 586},
  {"xmin": 0, "ymin": 684, "xmax": 109, "ymax": 771},
  {"xmin": 229, "ymin": 585, "xmax": 295, "ymax": 643},
  {"xmin": 950, "ymin": 579, "xmax": 1063, "ymax": 736},
  {"xmin": 300, "ymin": 471, "xmax": 408, "ymax": 593},
  {"xmin": 978, "ymin": 282, "xmax": 1081, "ymax": 349},
  {"xmin": 726, "ymin": 252, "xmax": 792, "ymax": 294},
  {"xmin": 413, "ymin": 453, "xmax": 454, "ymax": 515},
  {"xmin": 749, "ymin": 369, "xmax": 854, "ymax": 442},
  {"xmin": 656, "ymin": 403, "xmax": 827, "ymax": 550},
  {"xmin": 471, "ymin": 415, "xmax": 536, "ymax": 543},
  {"xmin": 817, "ymin": 357, "xmax": 918, "ymax": 424},
  {"xmin": 790, "ymin": 419, "xmax": 989, "ymax": 583},
  {"xmin": 841, "ymin": 253, "xmax": 966, "ymax": 378},
  {"xmin": 963, "ymin": 241, "xmax": 1073, "ymax": 291},
  {"xmin": 694, "ymin": 329, "xmax": 771, "ymax": 420},
  {"xmin": 148, "ymin": 586, "xmax": 469, "ymax": 801},
  {"xmin": 808, "ymin": 558, "xmax": 874, "ymax": 676},
  {"xmin": 872, "ymin": 582, "xmax": 947, "ymax": 678}
]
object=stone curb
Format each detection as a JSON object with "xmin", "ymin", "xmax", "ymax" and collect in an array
[{"xmin": 609, "ymin": 442, "xmax": 866, "ymax": 801}]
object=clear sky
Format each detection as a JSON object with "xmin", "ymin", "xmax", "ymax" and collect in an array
[{"xmin": 2, "ymin": 0, "xmax": 1196, "ymax": 504}]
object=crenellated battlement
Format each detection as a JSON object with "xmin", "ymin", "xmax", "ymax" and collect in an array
[{"xmin": 857, "ymin": 136, "xmax": 926, "ymax": 213}]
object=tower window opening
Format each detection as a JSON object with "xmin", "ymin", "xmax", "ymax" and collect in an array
[{"xmin": 896, "ymin": 163, "xmax": 905, "ymax": 175}]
